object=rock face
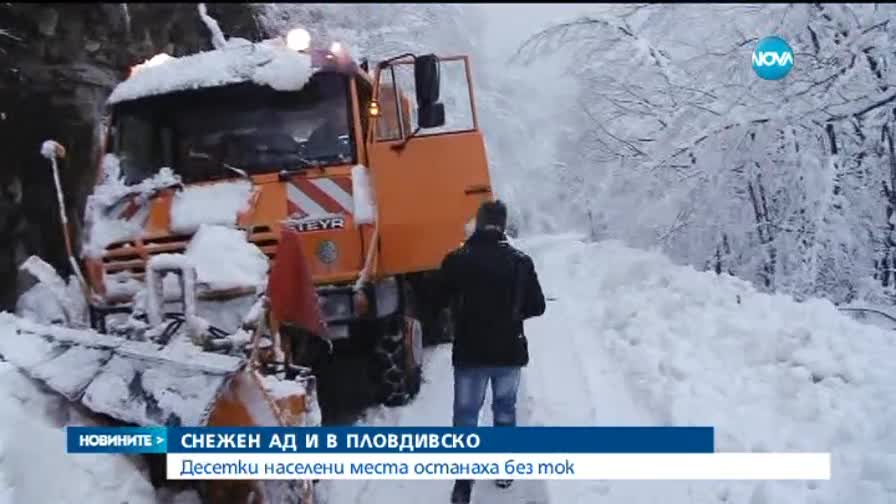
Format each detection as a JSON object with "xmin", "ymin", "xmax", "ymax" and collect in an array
[{"xmin": 0, "ymin": 3, "xmax": 262, "ymax": 310}]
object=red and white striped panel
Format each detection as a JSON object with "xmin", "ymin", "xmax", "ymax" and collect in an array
[
  {"xmin": 108, "ymin": 194, "xmax": 146, "ymax": 222},
  {"xmin": 118, "ymin": 197, "xmax": 143, "ymax": 220},
  {"xmin": 286, "ymin": 176, "xmax": 354, "ymax": 218}
]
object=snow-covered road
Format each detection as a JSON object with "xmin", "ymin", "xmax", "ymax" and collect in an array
[
  {"xmin": 320, "ymin": 233, "xmax": 895, "ymax": 504},
  {"xmin": 318, "ymin": 234, "xmax": 708, "ymax": 504},
  {"xmin": 317, "ymin": 345, "xmax": 551, "ymax": 504}
]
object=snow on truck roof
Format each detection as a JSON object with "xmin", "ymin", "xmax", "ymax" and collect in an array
[{"xmin": 107, "ymin": 38, "xmax": 315, "ymax": 105}]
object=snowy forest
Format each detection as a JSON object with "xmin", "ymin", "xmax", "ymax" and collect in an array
[{"xmin": 265, "ymin": 3, "xmax": 896, "ymax": 306}]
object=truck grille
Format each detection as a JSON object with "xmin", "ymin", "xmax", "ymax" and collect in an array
[{"xmin": 101, "ymin": 226, "xmax": 280, "ymax": 279}]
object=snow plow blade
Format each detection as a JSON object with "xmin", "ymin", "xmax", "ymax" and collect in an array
[
  {"xmin": 0, "ymin": 315, "xmax": 242, "ymax": 426},
  {"xmin": 0, "ymin": 314, "xmax": 318, "ymax": 504}
]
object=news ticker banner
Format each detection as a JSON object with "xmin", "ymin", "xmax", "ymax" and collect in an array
[{"xmin": 67, "ymin": 426, "xmax": 831, "ymax": 481}]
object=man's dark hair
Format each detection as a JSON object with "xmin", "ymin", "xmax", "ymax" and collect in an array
[{"xmin": 476, "ymin": 199, "xmax": 507, "ymax": 231}]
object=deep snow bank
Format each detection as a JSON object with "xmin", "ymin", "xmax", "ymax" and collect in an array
[
  {"xmin": 521, "ymin": 234, "xmax": 895, "ymax": 504},
  {"xmin": 324, "ymin": 234, "xmax": 892, "ymax": 504}
]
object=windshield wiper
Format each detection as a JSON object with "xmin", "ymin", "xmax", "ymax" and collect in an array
[
  {"xmin": 221, "ymin": 162, "xmax": 249, "ymax": 179},
  {"xmin": 188, "ymin": 149, "xmax": 250, "ymax": 180},
  {"xmin": 305, "ymin": 153, "xmax": 352, "ymax": 166},
  {"xmin": 253, "ymin": 145, "xmax": 318, "ymax": 173}
]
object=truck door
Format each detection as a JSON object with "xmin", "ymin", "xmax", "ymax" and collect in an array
[{"xmin": 366, "ymin": 56, "xmax": 492, "ymax": 276}]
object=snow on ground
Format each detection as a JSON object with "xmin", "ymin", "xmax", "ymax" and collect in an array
[
  {"xmin": 838, "ymin": 304, "xmax": 896, "ymax": 331},
  {"xmin": 324, "ymin": 233, "xmax": 895, "ymax": 504},
  {"xmin": 525, "ymin": 234, "xmax": 894, "ymax": 504},
  {"xmin": 316, "ymin": 345, "xmax": 551, "ymax": 504},
  {"xmin": 2, "ymin": 233, "xmax": 893, "ymax": 503}
]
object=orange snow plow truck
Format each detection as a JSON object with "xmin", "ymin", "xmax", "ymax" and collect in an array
[{"xmin": 4, "ymin": 28, "xmax": 491, "ymax": 504}]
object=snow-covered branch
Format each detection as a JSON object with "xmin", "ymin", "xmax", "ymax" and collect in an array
[
  {"xmin": 198, "ymin": 3, "xmax": 227, "ymax": 49},
  {"xmin": 0, "ymin": 28, "xmax": 21, "ymax": 41},
  {"xmin": 516, "ymin": 2, "xmax": 896, "ymax": 303}
]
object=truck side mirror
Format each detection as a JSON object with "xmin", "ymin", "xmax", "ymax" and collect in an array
[
  {"xmin": 414, "ymin": 54, "xmax": 445, "ymax": 128},
  {"xmin": 418, "ymin": 103, "xmax": 445, "ymax": 129},
  {"xmin": 414, "ymin": 54, "xmax": 440, "ymax": 104}
]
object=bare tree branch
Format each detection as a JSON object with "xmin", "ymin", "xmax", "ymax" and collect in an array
[{"xmin": 0, "ymin": 28, "xmax": 21, "ymax": 42}]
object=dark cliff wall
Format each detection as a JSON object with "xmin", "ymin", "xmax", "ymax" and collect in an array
[{"xmin": 0, "ymin": 3, "xmax": 262, "ymax": 310}]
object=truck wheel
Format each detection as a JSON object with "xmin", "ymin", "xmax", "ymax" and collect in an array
[
  {"xmin": 371, "ymin": 316, "xmax": 411, "ymax": 407},
  {"xmin": 370, "ymin": 280, "xmax": 423, "ymax": 407}
]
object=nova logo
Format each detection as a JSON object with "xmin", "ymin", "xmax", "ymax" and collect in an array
[
  {"xmin": 753, "ymin": 52, "xmax": 793, "ymax": 67},
  {"xmin": 751, "ymin": 36, "xmax": 793, "ymax": 80}
]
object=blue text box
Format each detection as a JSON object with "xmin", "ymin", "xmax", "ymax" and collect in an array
[{"xmin": 166, "ymin": 426, "xmax": 714, "ymax": 454}]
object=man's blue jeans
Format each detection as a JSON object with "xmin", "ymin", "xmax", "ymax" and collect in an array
[{"xmin": 453, "ymin": 367, "xmax": 521, "ymax": 427}]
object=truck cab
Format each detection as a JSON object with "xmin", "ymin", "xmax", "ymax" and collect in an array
[{"xmin": 84, "ymin": 31, "xmax": 493, "ymax": 410}]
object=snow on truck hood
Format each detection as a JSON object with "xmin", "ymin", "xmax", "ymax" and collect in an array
[
  {"xmin": 83, "ymin": 153, "xmax": 255, "ymax": 254},
  {"xmin": 107, "ymin": 39, "xmax": 314, "ymax": 105},
  {"xmin": 169, "ymin": 180, "xmax": 253, "ymax": 234}
]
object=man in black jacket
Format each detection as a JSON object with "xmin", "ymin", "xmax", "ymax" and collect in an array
[{"xmin": 437, "ymin": 200, "xmax": 546, "ymax": 504}]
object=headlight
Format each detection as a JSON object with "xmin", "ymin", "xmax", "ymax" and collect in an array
[
  {"xmin": 130, "ymin": 53, "xmax": 172, "ymax": 76},
  {"xmin": 374, "ymin": 277, "xmax": 400, "ymax": 316},
  {"xmin": 286, "ymin": 28, "xmax": 311, "ymax": 51}
]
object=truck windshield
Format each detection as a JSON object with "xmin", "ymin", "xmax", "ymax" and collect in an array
[{"xmin": 110, "ymin": 72, "xmax": 354, "ymax": 185}]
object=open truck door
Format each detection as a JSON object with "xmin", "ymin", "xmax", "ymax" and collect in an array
[{"xmin": 365, "ymin": 55, "xmax": 493, "ymax": 276}]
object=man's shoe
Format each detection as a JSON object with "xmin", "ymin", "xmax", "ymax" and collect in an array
[
  {"xmin": 495, "ymin": 479, "xmax": 513, "ymax": 489},
  {"xmin": 451, "ymin": 480, "xmax": 473, "ymax": 503}
]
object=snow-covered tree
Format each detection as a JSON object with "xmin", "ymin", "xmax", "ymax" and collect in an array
[
  {"xmin": 255, "ymin": 3, "xmax": 480, "ymax": 62},
  {"xmin": 519, "ymin": 3, "xmax": 896, "ymax": 304}
]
